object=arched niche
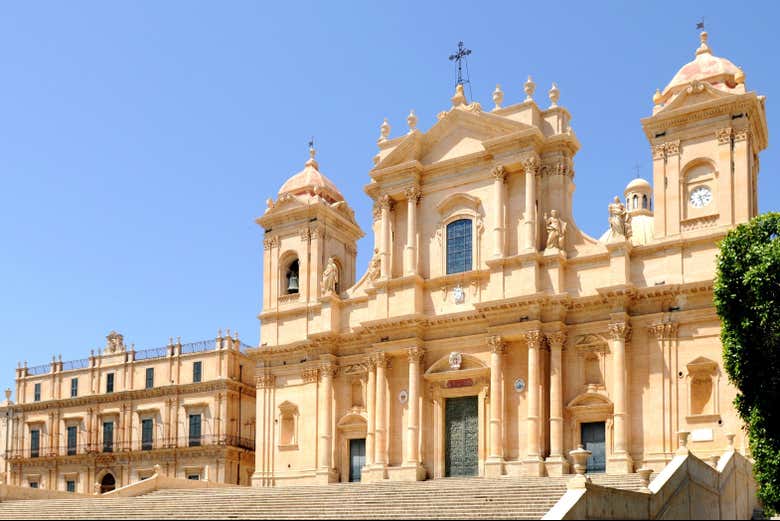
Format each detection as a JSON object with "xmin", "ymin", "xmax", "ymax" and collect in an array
[
  {"xmin": 686, "ymin": 357, "xmax": 721, "ymax": 422},
  {"xmin": 277, "ymin": 401, "xmax": 299, "ymax": 450}
]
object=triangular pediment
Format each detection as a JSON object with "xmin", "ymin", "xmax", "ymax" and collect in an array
[
  {"xmin": 374, "ymin": 108, "xmax": 531, "ymax": 170},
  {"xmin": 657, "ymin": 81, "xmax": 734, "ymax": 114}
]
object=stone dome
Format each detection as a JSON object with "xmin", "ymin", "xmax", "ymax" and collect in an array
[
  {"xmin": 660, "ymin": 32, "xmax": 744, "ymax": 101},
  {"xmin": 278, "ymin": 147, "xmax": 345, "ymax": 204}
]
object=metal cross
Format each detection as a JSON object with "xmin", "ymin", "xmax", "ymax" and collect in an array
[
  {"xmin": 696, "ymin": 17, "xmax": 705, "ymax": 30},
  {"xmin": 449, "ymin": 41, "xmax": 472, "ymax": 86},
  {"xmin": 634, "ymin": 162, "xmax": 642, "ymax": 179}
]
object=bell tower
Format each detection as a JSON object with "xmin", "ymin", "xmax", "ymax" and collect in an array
[
  {"xmin": 641, "ymin": 31, "xmax": 768, "ymax": 238},
  {"xmin": 256, "ymin": 146, "xmax": 363, "ymax": 346}
]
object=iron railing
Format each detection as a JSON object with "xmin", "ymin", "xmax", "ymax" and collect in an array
[
  {"xmin": 61, "ymin": 358, "xmax": 89, "ymax": 371},
  {"xmin": 6, "ymin": 434, "xmax": 255, "ymax": 460},
  {"xmin": 26, "ymin": 364, "xmax": 50, "ymax": 376}
]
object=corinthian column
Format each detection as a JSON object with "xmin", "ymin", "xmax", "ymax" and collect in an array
[
  {"xmin": 522, "ymin": 157, "xmax": 539, "ymax": 251},
  {"xmin": 374, "ymin": 353, "xmax": 388, "ymax": 472},
  {"xmin": 491, "ymin": 165, "xmax": 507, "ymax": 258},
  {"xmin": 379, "ymin": 196, "xmax": 393, "ymax": 279},
  {"xmin": 486, "ymin": 335, "xmax": 506, "ymax": 477},
  {"xmin": 402, "ymin": 347, "xmax": 425, "ymax": 480},
  {"xmin": 364, "ymin": 359, "xmax": 376, "ymax": 474},
  {"xmin": 404, "ymin": 187, "xmax": 421, "ymax": 275},
  {"xmin": 607, "ymin": 320, "xmax": 633, "ymax": 473},
  {"xmin": 317, "ymin": 364, "xmax": 337, "ymax": 482},
  {"xmin": 545, "ymin": 331, "xmax": 568, "ymax": 474},
  {"xmin": 524, "ymin": 330, "xmax": 544, "ymax": 475}
]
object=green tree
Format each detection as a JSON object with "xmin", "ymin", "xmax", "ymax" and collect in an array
[{"xmin": 714, "ymin": 212, "xmax": 780, "ymax": 514}]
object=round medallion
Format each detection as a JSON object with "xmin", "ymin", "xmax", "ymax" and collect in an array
[
  {"xmin": 514, "ymin": 378, "xmax": 526, "ymax": 393},
  {"xmin": 689, "ymin": 186, "xmax": 712, "ymax": 208},
  {"xmin": 399, "ymin": 390, "xmax": 409, "ymax": 404}
]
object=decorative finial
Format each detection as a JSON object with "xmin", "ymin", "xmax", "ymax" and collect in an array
[
  {"xmin": 218, "ymin": 328, "xmax": 223, "ymax": 338},
  {"xmin": 406, "ymin": 110, "xmax": 417, "ymax": 134},
  {"xmin": 305, "ymin": 138, "xmax": 318, "ymax": 168},
  {"xmin": 735, "ymin": 67, "xmax": 745, "ymax": 85},
  {"xmin": 492, "ymin": 84, "xmax": 504, "ymax": 110},
  {"xmin": 696, "ymin": 30, "xmax": 711, "ymax": 56},
  {"xmin": 524, "ymin": 76, "xmax": 536, "ymax": 101},
  {"xmin": 448, "ymin": 41, "xmax": 472, "ymax": 89},
  {"xmin": 4, "ymin": 389, "xmax": 11, "ymax": 401},
  {"xmin": 451, "ymin": 83, "xmax": 467, "ymax": 106},
  {"xmin": 379, "ymin": 118, "xmax": 390, "ymax": 141},
  {"xmin": 653, "ymin": 88, "xmax": 662, "ymax": 105},
  {"xmin": 548, "ymin": 82, "xmax": 560, "ymax": 108}
]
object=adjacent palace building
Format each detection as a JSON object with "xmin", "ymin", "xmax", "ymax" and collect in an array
[
  {"xmin": 249, "ymin": 31, "xmax": 767, "ymax": 486},
  {"xmin": 0, "ymin": 30, "xmax": 769, "ymax": 494},
  {"xmin": 0, "ymin": 331, "xmax": 256, "ymax": 492}
]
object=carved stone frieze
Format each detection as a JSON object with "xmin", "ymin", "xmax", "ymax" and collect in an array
[
  {"xmin": 256, "ymin": 375, "xmax": 275, "ymax": 389},
  {"xmin": 301, "ymin": 368, "xmax": 319, "ymax": 384}
]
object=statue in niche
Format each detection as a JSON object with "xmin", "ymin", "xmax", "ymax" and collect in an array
[
  {"xmin": 366, "ymin": 248, "xmax": 381, "ymax": 281},
  {"xmin": 607, "ymin": 196, "xmax": 632, "ymax": 240},
  {"xmin": 544, "ymin": 210, "xmax": 567, "ymax": 250},
  {"xmin": 321, "ymin": 256, "xmax": 339, "ymax": 294}
]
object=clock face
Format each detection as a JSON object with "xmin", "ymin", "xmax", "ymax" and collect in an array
[{"xmin": 689, "ymin": 186, "xmax": 712, "ymax": 208}]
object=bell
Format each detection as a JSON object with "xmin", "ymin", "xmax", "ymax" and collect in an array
[{"xmin": 287, "ymin": 272, "xmax": 299, "ymax": 293}]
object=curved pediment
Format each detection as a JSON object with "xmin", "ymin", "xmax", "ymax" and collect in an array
[
  {"xmin": 436, "ymin": 193, "xmax": 482, "ymax": 215},
  {"xmin": 567, "ymin": 391, "xmax": 613, "ymax": 410},
  {"xmin": 424, "ymin": 352, "xmax": 488, "ymax": 382}
]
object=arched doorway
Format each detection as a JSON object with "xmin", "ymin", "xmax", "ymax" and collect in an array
[{"xmin": 100, "ymin": 473, "xmax": 116, "ymax": 494}]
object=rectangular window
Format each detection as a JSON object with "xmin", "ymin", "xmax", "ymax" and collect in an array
[
  {"xmin": 145, "ymin": 368, "xmax": 154, "ymax": 390},
  {"xmin": 106, "ymin": 373, "xmax": 114, "ymax": 394},
  {"xmin": 70, "ymin": 378, "xmax": 78, "ymax": 398},
  {"xmin": 103, "ymin": 421, "xmax": 114, "ymax": 453},
  {"xmin": 67, "ymin": 426, "xmax": 78, "ymax": 456},
  {"xmin": 188, "ymin": 414, "xmax": 202, "ymax": 447},
  {"xmin": 187, "ymin": 474, "xmax": 200, "ymax": 481},
  {"xmin": 33, "ymin": 383, "xmax": 41, "ymax": 402},
  {"xmin": 29, "ymin": 481, "xmax": 38, "ymax": 489},
  {"xmin": 141, "ymin": 419, "xmax": 154, "ymax": 451},
  {"xmin": 66, "ymin": 480, "xmax": 76, "ymax": 493},
  {"xmin": 193, "ymin": 362, "xmax": 202, "ymax": 383},
  {"xmin": 30, "ymin": 429, "xmax": 40, "ymax": 458},
  {"xmin": 446, "ymin": 219, "xmax": 473, "ymax": 275}
]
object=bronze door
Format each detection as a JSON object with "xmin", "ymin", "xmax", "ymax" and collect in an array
[{"xmin": 445, "ymin": 396, "xmax": 479, "ymax": 477}]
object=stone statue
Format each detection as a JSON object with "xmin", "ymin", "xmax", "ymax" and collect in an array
[
  {"xmin": 105, "ymin": 331, "xmax": 125, "ymax": 354},
  {"xmin": 321, "ymin": 256, "xmax": 339, "ymax": 294},
  {"xmin": 367, "ymin": 248, "xmax": 381, "ymax": 281},
  {"xmin": 544, "ymin": 210, "xmax": 567, "ymax": 250},
  {"xmin": 608, "ymin": 196, "xmax": 632, "ymax": 239}
]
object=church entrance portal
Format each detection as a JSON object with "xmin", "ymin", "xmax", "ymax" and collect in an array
[
  {"xmin": 445, "ymin": 396, "xmax": 478, "ymax": 477},
  {"xmin": 581, "ymin": 422, "xmax": 606, "ymax": 472},
  {"xmin": 348, "ymin": 438, "xmax": 365, "ymax": 482},
  {"xmin": 100, "ymin": 472, "xmax": 116, "ymax": 494}
]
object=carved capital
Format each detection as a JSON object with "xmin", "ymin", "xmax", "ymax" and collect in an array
[
  {"xmin": 256, "ymin": 375, "xmax": 275, "ymax": 389},
  {"xmin": 301, "ymin": 368, "xmax": 319, "ymax": 384},
  {"xmin": 522, "ymin": 156, "xmax": 540, "ymax": 175},
  {"xmin": 652, "ymin": 144, "xmax": 666, "ymax": 160},
  {"xmin": 546, "ymin": 331, "xmax": 566, "ymax": 350},
  {"xmin": 320, "ymin": 363, "xmax": 337, "ymax": 380},
  {"xmin": 311, "ymin": 225, "xmax": 324, "ymax": 240},
  {"xmin": 372, "ymin": 202, "xmax": 382, "ymax": 221},
  {"xmin": 407, "ymin": 347, "xmax": 425, "ymax": 364},
  {"xmin": 299, "ymin": 227, "xmax": 311, "ymax": 243},
  {"xmin": 608, "ymin": 322, "xmax": 631, "ymax": 342},
  {"xmin": 734, "ymin": 128, "xmax": 749, "ymax": 142},
  {"xmin": 372, "ymin": 352, "xmax": 388, "ymax": 368},
  {"xmin": 378, "ymin": 194, "xmax": 394, "ymax": 211},
  {"xmin": 263, "ymin": 236, "xmax": 279, "ymax": 251},
  {"xmin": 404, "ymin": 186, "xmax": 421, "ymax": 203},
  {"xmin": 487, "ymin": 335, "xmax": 506, "ymax": 354},
  {"xmin": 525, "ymin": 330, "xmax": 542, "ymax": 348},
  {"xmin": 717, "ymin": 127, "xmax": 733, "ymax": 145},
  {"xmin": 665, "ymin": 140, "xmax": 681, "ymax": 156},
  {"xmin": 648, "ymin": 320, "xmax": 678, "ymax": 341},
  {"xmin": 490, "ymin": 164, "xmax": 507, "ymax": 181}
]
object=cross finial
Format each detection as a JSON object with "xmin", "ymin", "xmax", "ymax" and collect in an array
[
  {"xmin": 634, "ymin": 162, "xmax": 642, "ymax": 179},
  {"xmin": 448, "ymin": 41, "xmax": 472, "ymax": 98},
  {"xmin": 308, "ymin": 137, "xmax": 315, "ymax": 158},
  {"xmin": 696, "ymin": 17, "xmax": 705, "ymax": 31}
]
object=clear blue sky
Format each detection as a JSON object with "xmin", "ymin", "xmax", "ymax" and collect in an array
[{"xmin": 0, "ymin": 1, "xmax": 777, "ymax": 395}]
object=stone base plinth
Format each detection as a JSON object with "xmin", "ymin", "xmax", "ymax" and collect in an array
[
  {"xmin": 522, "ymin": 456, "xmax": 546, "ymax": 476},
  {"xmin": 387, "ymin": 464, "xmax": 427, "ymax": 481},
  {"xmin": 484, "ymin": 458, "xmax": 506, "ymax": 478},
  {"xmin": 315, "ymin": 468, "xmax": 339, "ymax": 484},
  {"xmin": 360, "ymin": 465, "xmax": 387, "ymax": 483},
  {"xmin": 544, "ymin": 455, "xmax": 570, "ymax": 476},
  {"xmin": 606, "ymin": 453, "xmax": 634, "ymax": 474}
]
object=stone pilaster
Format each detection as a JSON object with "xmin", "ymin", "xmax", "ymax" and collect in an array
[
  {"xmin": 491, "ymin": 166, "xmax": 507, "ymax": 258},
  {"xmin": 404, "ymin": 187, "xmax": 421, "ymax": 276},
  {"xmin": 607, "ymin": 319, "xmax": 633, "ymax": 474},
  {"xmin": 524, "ymin": 330, "xmax": 545, "ymax": 475},
  {"xmin": 485, "ymin": 335, "xmax": 506, "ymax": 477},
  {"xmin": 545, "ymin": 331, "xmax": 569, "ymax": 475},
  {"xmin": 400, "ymin": 347, "xmax": 426, "ymax": 481}
]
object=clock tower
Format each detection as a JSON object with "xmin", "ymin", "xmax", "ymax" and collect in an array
[{"xmin": 641, "ymin": 31, "xmax": 768, "ymax": 238}]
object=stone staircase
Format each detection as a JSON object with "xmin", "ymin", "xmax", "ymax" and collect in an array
[{"xmin": 0, "ymin": 474, "xmax": 651, "ymax": 520}]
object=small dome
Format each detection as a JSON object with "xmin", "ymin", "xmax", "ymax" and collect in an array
[
  {"xmin": 661, "ymin": 32, "xmax": 743, "ymax": 99},
  {"xmin": 278, "ymin": 147, "xmax": 344, "ymax": 203},
  {"xmin": 624, "ymin": 177, "xmax": 651, "ymax": 194}
]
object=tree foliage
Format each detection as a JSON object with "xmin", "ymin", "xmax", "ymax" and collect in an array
[{"xmin": 714, "ymin": 212, "xmax": 780, "ymax": 514}]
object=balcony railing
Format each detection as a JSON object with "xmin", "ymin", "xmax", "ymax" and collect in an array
[{"xmin": 5, "ymin": 434, "xmax": 255, "ymax": 459}]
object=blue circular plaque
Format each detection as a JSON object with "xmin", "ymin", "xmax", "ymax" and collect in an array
[{"xmin": 514, "ymin": 378, "xmax": 526, "ymax": 393}]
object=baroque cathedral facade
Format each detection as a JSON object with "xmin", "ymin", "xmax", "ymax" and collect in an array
[{"xmin": 250, "ymin": 31, "xmax": 768, "ymax": 486}]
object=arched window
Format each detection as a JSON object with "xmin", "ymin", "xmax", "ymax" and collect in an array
[
  {"xmin": 642, "ymin": 194, "xmax": 648, "ymax": 209},
  {"xmin": 285, "ymin": 259, "xmax": 299, "ymax": 294},
  {"xmin": 446, "ymin": 219, "xmax": 472, "ymax": 274},
  {"xmin": 632, "ymin": 194, "xmax": 639, "ymax": 210}
]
